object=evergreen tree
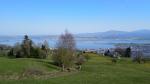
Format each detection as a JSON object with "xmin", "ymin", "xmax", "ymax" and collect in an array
[
  {"xmin": 125, "ymin": 47, "xmax": 131, "ymax": 57},
  {"xmin": 22, "ymin": 35, "xmax": 33, "ymax": 57}
]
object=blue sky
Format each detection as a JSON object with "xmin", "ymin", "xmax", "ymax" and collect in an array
[{"xmin": 0, "ymin": 0, "xmax": 150, "ymax": 35}]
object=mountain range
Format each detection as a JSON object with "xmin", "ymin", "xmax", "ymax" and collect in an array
[
  {"xmin": 0, "ymin": 29, "xmax": 150, "ymax": 40},
  {"xmin": 76, "ymin": 29, "xmax": 150, "ymax": 40}
]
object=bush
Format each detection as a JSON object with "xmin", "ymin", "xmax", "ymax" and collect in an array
[
  {"xmin": 132, "ymin": 51, "xmax": 145, "ymax": 64},
  {"xmin": 115, "ymin": 48, "xmax": 126, "ymax": 57},
  {"xmin": 83, "ymin": 53, "xmax": 90, "ymax": 61},
  {"xmin": 0, "ymin": 44, "xmax": 12, "ymax": 57},
  {"xmin": 75, "ymin": 55, "xmax": 86, "ymax": 70},
  {"xmin": 112, "ymin": 58, "xmax": 117, "ymax": 63}
]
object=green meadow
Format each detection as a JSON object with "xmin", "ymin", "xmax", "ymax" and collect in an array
[{"xmin": 0, "ymin": 54, "xmax": 149, "ymax": 84}]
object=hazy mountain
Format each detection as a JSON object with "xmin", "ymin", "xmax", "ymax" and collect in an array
[
  {"xmin": 76, "ymin": 29, "xmax": 150, "ymax": 40},
  {"xmin": 0, "ymin": 29, "xmax": 150, "ymax": 40}
]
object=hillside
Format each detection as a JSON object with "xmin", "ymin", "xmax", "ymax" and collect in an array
[{"xmin": 0, "ymin": 54, "xmax": 149, "ymax": 84}]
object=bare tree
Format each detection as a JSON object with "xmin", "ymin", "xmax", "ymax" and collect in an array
[
  {"xmin": 43, "ymin": 40, "xmax": 49, "ymax": 49},
  {"xmin": 52, "ymin": 30, "xmax": 76, "ymax": 71}
]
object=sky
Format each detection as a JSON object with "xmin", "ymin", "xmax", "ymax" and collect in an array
[{"xmin": 0, "ymin": 0, "xmax": 150, "ymax": 35}]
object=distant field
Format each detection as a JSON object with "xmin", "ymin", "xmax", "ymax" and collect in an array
[{"xmin": 0, "ymin": 54, "xmax": 150, "ymax": 84}]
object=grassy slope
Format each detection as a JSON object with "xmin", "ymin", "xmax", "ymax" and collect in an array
[
  {"xmin": 0, "ymin": 54, "xmax": 150, "ymax": 84},
  {"xmin": 0, "ymin": 57, "xmax": 59, "ymax": 77}
]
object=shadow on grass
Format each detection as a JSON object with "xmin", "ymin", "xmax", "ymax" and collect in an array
[{"xmin": 35, "ymin": 60, "xmax": 60, "ymax": 70}]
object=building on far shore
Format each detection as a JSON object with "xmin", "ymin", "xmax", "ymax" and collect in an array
[
  {"xmin": 116, "ymin": 44, "xmax": 150, "ymax": 59},
  {"xmin": 97, "ymin": 48, "xmax": 115, "ymax": 56},
  {"xmin": 80, "ymin": 44, "xmax": 150, "ymax": 59},
  {"xmin": 131, "ymin": 44, "xmax": 150, "ymax": 59},
  {"xmin": 83, "ymin": 49, "xmax": 97, "ymax": 53}
]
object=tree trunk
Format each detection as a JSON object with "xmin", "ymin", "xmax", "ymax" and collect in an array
[{"xmin": 62, "ymin": 64, "xmax": 65, "ymax": 71}]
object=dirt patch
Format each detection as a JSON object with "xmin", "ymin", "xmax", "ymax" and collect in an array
[{"xmin": 0, "ymin": 68, "xmax": 79, "ymax": 80}]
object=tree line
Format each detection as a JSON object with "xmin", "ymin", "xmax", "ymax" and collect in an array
[
  {"xmin": 8, "ymin": 35, "xmax": 49, "ymax": 59},
  {"xmin": 5, "ymin": 31, "xmax": 87, "ymax": 71}
]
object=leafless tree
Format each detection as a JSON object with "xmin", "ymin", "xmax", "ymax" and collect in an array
[
  {"xmin": 43, "ymin": 40, "xmax": 49, "ymax": 49},
  {"xmin": 52, "ymin": 30, "xmax": 76, "ymax": 71}
]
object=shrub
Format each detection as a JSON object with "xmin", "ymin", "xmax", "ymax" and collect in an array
[
  {"xmin": 83, "ymin": 53, "xmax": 90, "ymax": 61},
  {"xmin": 115, "ymin": 48, "xmax": 126, "ymax": 57},
  {"xmin": 75, "ymin": 55, "xmax": 86, "ymax": 70},
  {"xmin": 132, "ymin": 51, "xmax": 145, "ymax": 64},
  {"xmin": 112, "ymin": 58, "xmax": 117, "ymax": 63}
]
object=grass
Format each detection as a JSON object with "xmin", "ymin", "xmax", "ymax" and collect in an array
[
  {"xmin": 0, "ymin": 54, "xmax": 150, "ymax": 84},
  {"xmin": 0, "ymin": 57, "xmax": 59, "ymax": 79}
]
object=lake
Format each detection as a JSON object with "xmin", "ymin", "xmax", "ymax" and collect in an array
[{"xmin": 0, "ymin": 36, "xmax": 150, "ymax": 49}]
